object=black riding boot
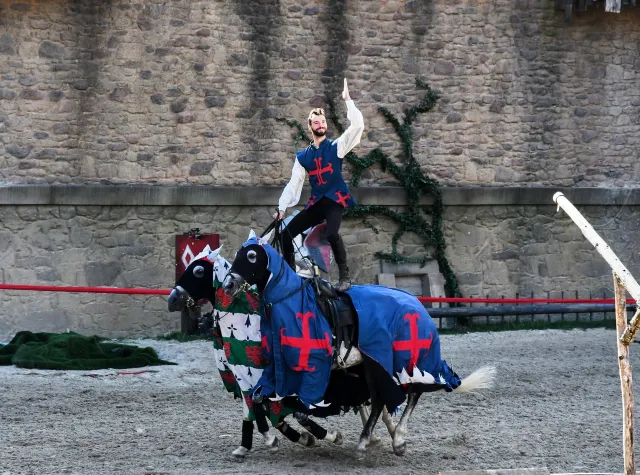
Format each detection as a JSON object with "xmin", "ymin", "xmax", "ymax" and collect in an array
[{"xmin": 329, "ymin": 235, "xmax": 351, "ymax": 292}]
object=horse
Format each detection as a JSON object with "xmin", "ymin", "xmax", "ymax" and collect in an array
[
  {"xmin": 167, "ymin": 245, "xmax": 346, "ymax": 459},
  {"xmin": 222, "ymin": 231, "xmax": 497, "ymax": 455}
]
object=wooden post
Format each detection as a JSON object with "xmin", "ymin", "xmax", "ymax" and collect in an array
[
  {"xmin": 614, "ymin": 273, "xmax": 635, "ymax": 475},
  {"xmin": 621, "ymin": 307, "xmax": 640, "ymax": 345}
]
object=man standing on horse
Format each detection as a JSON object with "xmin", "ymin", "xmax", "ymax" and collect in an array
[{"xmin": 274, "ymin": 78, "xmax": 364, "ymax": 292}]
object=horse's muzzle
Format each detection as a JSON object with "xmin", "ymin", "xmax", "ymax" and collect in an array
[
  {"xmin": 222, "ymin": 274, "xmax": 242, "ymax": 298},
  {"xmin": 167, "ymin": 286, "xmax": 194, "ymax": 312}
]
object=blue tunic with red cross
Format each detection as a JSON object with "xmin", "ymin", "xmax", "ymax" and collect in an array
[{"xmin": 296, "ymin": 139, "xmax": 357, "ymax": 210}]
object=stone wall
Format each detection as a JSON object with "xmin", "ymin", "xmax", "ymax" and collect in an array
[
  {"xmin": 1, "ymin": 185, "xmax": 638, "ymax": 338},
  {"xmin": 444, "ymin": 203, "xmax": 640, "ymax": 299},
  {"xmin": 1, "ymin": 0, "xmax": 640, "ymax": 187}
]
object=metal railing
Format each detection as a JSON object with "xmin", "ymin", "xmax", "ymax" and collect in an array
[{"xmin": 421, "ymin": 290, "xmax": 637, "ymax": 329}]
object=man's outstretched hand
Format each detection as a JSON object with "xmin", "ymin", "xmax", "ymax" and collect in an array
[{"xmin": 342, "ymin": 78, "xmax": 351, "ymax": 102}]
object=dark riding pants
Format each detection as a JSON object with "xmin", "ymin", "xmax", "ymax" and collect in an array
[{"xmin": 281, "ymin": 197, "xmax": 344, "ymax": 262}]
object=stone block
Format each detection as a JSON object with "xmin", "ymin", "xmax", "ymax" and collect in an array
[
  {"xmin": 377, "ymin": 273, "xmax": 396, "ymax": 287},
  {"xmin": 422, "ymin": 273, "xmax": 449, "ymax": 310},
  {"xmin": 83, "ymin": 261, "xmax": 122, "ymax": 287},
  {"xmin": 38, "ymin": 40, "xmax": 66, "ymax": 59},
  {"xmin": 0, "ymin": 33, "xmax": 16, "ymax": 55},
  {"xmin": 395, "ymin": 275, "xmax": 423, "ymax": 295},
  {"xmin": 381, "ymin": 260, "xmax": 440, "ymax": 276}
]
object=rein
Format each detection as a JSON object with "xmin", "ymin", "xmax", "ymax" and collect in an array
[{"xmin": 261, "ymin": 217, "xmax": 283, "ymax": 254}]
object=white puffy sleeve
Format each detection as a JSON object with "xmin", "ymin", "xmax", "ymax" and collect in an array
[
  {"xmin": 336, "ymin": 100, "xmax": 364, "ymax": 158},
  {"xmin": 278, "ymin": 158, "xmax": 306, "ymax": 212}
]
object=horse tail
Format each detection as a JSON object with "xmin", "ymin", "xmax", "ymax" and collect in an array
[{"xmin": 453, "ymin": 366, "xmax": 496, "ymax": 393}]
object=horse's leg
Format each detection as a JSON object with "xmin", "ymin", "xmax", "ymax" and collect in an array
[
  {"xmin": 381, "ymin": 406, "xmax": 396, "ymax": 439},
  {"xmin": 253, "ymin": 400, "xmax": 279, "ymax": 452},
  {"xmin": 231, "ymin": 419, "xmax": 254, "ymax": 459},
  {"xmin": 357, "ymin": 398, "xmax": 384, "ymax": 453},
  {"xmin": 359, "ymin": 406, "xmax": 381, "ymax": 444},
  {"xmin": 275, "ymin": 416, "xmax": 309, "ymax": 445},
  {"xmin": 392, "ymin": 391, "xmax": 422, "ymax": 456},
  {"xmin": 294, "ymin": 412, "xmax": 343, "ymax": 446},
  {"xmin": 359, "ymin": 405, "xmax": 368, "ymax": 426}
]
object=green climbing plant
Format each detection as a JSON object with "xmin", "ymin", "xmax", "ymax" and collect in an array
[{"xmin": 276, "ymin": 78, "xmax": 460, "ymax": 298}]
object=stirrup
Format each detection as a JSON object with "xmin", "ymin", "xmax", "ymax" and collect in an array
[{"xmin": 316, "ymin": 278, "xmax": 338, "ymax": 299}]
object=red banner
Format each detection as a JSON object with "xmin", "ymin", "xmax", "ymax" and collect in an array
[{"xmin": 175, "ymin": 229, "xmax": 220, "ymax": 282}]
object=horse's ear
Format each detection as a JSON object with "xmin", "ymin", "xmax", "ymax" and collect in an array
[
  {"xmin": 248, "ymin": 229, "xmax": 257, "ymax": 240},
  {"xmin": 192, "ymin": 245, "xmax": 212, "ymax": 262},
  {"xmin": 208, "ymin": 245, "xmax": 223, "ymax": 261},
  {"xmin": 258, "ymin": 229, "xmax": 274, "ymax": 245}
]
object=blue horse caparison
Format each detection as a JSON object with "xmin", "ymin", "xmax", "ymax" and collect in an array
[{"xmin": 222, "ymin": 233, "xmax": 496, "ymax": 456}]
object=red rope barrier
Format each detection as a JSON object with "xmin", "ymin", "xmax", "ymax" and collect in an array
[
  {"xmin": 417, "ymin": 296, "xmax": 637, "ymax": 305},
  {"xmin": 0, "ymin": 283, "xmax": 636, "ymax": 304},
  {"xmin": 0, "ymin": 283, "xmax": 170, "ymax": 296}
]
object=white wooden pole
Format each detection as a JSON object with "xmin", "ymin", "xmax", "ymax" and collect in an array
[
  {"xmin": 614, "ymin": 273, "xmax": 635, "ymax": 475},
  {"xmin": 553, "ymin": 192, "xmax": 640, "ymax": 303}
]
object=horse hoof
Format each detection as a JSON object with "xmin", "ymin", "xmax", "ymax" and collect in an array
[
  {"xmin": 369, "ymin": 434, "xmax": 382, "ymax": 445},
  {"xmin": 299, "ymin": 432, "xmax": 316, "ymax": 448},
  {"xmin": 333, "ymin": 431, "xmax": 343, "ymax": 445},
  {"xmin": 268, "ymin": 436, "xmax": 280, "ymax": 453},
  {"xmin": 392, "ymin": 441, "xmax": 407, "ymax": 456},
  {"xmin": 232, "ymin": 446, "xmax": 249, "ymax": 460}
]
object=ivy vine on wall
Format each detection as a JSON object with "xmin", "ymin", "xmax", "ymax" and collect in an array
[{"xmin": 276, "ymin": 78, "xmax": 460, "ymax": 298}]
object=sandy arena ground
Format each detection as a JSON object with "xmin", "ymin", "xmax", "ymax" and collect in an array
[{"xmin": 1, "ymin": 328, "xmax": 638, "ymax": 475}]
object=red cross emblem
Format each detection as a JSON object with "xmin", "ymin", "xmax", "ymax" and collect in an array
[
  {"xmin": 308, "ymin": 157, "xmax": 333, "ymax": 185},
  {"xmin": 280, "ymin": 311, "xmax": 332, "ymax": 372},
  {"xmin": 334, "ymin": 191, "xmax": 351, "ymax": 208},
  {"xmin": 392, "ymin": 313, "xmax": 433, "ymax": 370}
]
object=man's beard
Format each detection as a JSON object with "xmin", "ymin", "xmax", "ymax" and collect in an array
[{"xmin": 312, "ymin": 128, "xmax": 326, "ymax": 137}]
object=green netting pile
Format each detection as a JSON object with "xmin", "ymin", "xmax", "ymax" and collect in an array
[{"xmin": 0, "ymin": 331, "xmax": 175, "ymax": 370}]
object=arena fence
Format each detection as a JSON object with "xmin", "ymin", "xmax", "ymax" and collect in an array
[{"xmin": 0, "ymin": 283, "xmax": 635, "ymax": 333}]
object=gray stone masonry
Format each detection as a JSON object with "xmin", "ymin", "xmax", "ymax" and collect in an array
[
  {"xmin": 1, "ymin": 1, "xmax": 640, "ymax": 188},
  {"xmin": 0, "ymin": 185, "xmax": 638, "ymax": 337}
]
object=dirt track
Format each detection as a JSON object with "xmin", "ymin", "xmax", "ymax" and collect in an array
[{"xmin": 1, "ymin": 328, "xmax": 638, "ymax": 475}]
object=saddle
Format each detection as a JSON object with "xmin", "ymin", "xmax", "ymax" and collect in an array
[{"xmin": 311, "ymin": 278, "xmax": 359, "ymax": 368}]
